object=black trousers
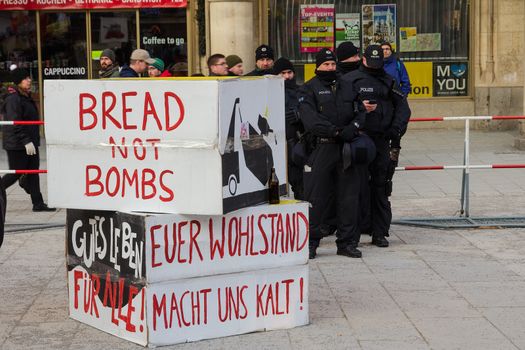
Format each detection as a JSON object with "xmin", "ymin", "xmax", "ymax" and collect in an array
[
  {"xmin": 303, "ymin": 143, "xmax": 362, "ymax": 248},
  {"xmin": 367, "ymin": 136, "xmax": 392, "ymax": 237},
  {"xmin": 2, "ymin": 149, "xmax": 44, "ymax": 206}
]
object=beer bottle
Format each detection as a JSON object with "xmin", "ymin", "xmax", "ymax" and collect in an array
[{"xmin": 268, "ymin": 167, "xmax": 280, "ymax": 204}]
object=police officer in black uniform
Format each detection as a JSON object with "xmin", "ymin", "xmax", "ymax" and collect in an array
[
  {"xmin": 245, "ymin": 45, "xmax": 275, "ymax": 76},
  {"xmin": 273, "ymin": 57, "xmax": 304, "ymax": 199},
  {"xmin": 298, "ymin": 49, "xmax": 363, "ymax": 259},
  {"xmin": 339, "ymin": 45, "xmax": 411, "ymax": 247}
]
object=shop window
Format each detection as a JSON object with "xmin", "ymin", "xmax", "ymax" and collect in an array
[
  {"xmin": 0, "ymin": 11, "xmax": 38, "ymax": 103},
  {"xmin": 40, "ymin": 12, "xmax": 88, "ymax": 80},
  {"xmin": 140, "ymin": 8, "xmax": 188, "ymax": 76},
  {"xmin": 90, "ymin": 11, "xmax": 137, "ymax": 78},
  {"xmin": 269, "ymin": 0, "xmax": 470, "ymax": 98}
]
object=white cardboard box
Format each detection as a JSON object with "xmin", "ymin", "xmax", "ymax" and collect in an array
[
  {"xmin": 66, "ymin": 203, "xmax": 309, "ymax": 346},
  {"xmin": 45, "ymin": 77, "xmax": 286, "ymax": 215}
]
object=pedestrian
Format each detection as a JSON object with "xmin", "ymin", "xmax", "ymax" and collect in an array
[
  {"xmin": 273, "ymin": 57, "xmax": 304, "ymax": 200},
  {"xmin": 148, "ymin": 58, "xmax": 170, "ymax": 77},
  {"xmin": 226, "ymin": 55, "xmax": 244, "ymax": 76},
  {"xmin": 98, "ymin": 49, "xmax": 120, "ymax": 78},
  {"xmin": 245, "ymin": 44, "xmax": 274, "ymax": 76},
  {"xmin": 1, "ymin": 68, "xmax": 55, "ymax": 212},
  {"xmin": 381, "ymin": 41, "xmax": 411, "ymax": 96},
  {"xmin": 298, "ymin": 49, "xmax": 363, "ymax": 259},
  {"xmin": 119, "ymin": 49, "xmax": 155, "ymax": 77},
  {"xmin": 207, "ymin": 54, "xmax": 229, "ymax": 76},
  {"xmin": 340, "ymin": 45, "xmax": 411, "ymax": 247},
  {"xmin": 336, "ymin": 41, "xmax": 361, "ymax": 75}
]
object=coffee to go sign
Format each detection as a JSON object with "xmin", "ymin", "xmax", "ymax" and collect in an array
[
  {"xmin": 44, "ymin": 78, "xmax": 286, "ymax": 215},
  {"xmin": 0, "ymin": 0, "xmax": 187, "ymax": 10}
]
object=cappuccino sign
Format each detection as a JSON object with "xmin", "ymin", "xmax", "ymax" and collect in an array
[{"xmin": 433, "ymin": 62, "xmax": 468, "ymax": 97}]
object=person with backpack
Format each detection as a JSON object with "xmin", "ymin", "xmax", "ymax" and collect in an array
[{"xmin": 381, "ymin": 42, "xmax": 411, "ymax": 96}]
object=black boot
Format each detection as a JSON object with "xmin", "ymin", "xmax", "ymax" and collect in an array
[
  {"xmin": 33, "ymin": 203, "xmax": 56, "ymax": 212},
  {"xmin": 309, "ymin": 244, "xmax": 318, "ymax": 259},
  {"xmin": 372, "ymin": 235, "xmax": 389, "ymax": 247},
  {"xmin": 337, "ymin": 245, "xmax": 362, "ymax": 258}
]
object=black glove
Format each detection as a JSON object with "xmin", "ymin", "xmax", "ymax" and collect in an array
[
  {"xmin": 340, "ymin": 122, "xmax": 360, "ymax": 142},
  {"xmin": 386, "ymin": 127, "xmax": 401, "ymax": 148},
  {"xmin": 285, "ymin": 109, "xmax": 299, "ymax": 125}
]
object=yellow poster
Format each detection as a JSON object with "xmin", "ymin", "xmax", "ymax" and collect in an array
[
  {"xmin": 304, "ymin": 63, "xmax": 316, "ymax": 82},
  {"xmin": 405, "ymin": 61, "xmax": 433, "ymax": 99}
]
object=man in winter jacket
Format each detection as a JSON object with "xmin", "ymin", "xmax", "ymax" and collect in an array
[
  {"xmin": 119, "ymin": 49, "xmax": 155, "ymax": 77},
  {"xmin": 273, "ymin": 57, "xmax": 304, "ymax": 200},
  {"xmin": 245, "ymin": 45, "xmax": 274, "ymax": 76},
  {"xmin": 298, "ymin": 49, "xmax": 364, "ymax": 259},
  {"xmin": 381, "ymin": 42, "xmax": 411, "ymax": 96},
  {"xmin": 98, "ymin": 49, "xmax": 120, "ymax": 78},
  {"xmin": 1, "ymin": 68, "xmax": 55, "ymax": 212},
  {"xmin": 339, "ymin": 45, "xmax": 411, "ymax": 247}
]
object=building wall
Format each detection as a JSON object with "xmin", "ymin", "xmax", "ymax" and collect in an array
[{"xmin": 203, "ymin": 0, "xmax": 525, "ymax": 134}]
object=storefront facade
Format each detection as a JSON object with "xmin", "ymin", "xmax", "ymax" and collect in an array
[
  {"xmin": 0, "ymin": 1, "xmax": 189, "ymax": 112},
  {"xmin": 1, "ymin": 0, "xmax": 524, "ymax": 136}
]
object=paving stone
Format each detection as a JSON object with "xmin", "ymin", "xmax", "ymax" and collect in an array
[{"xmin": 410, "ymin": 317, "xmax": 518, "ymax": 350}]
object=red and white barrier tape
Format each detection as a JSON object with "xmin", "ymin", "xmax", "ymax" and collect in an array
[
  {"xmin": 0, "ymin": 169, "xmax": 47, "ymax": 175},
  {"xmin": 410, "ymin": 116, "xmax": 525, "ymax": 122},
  {"xmin": 0, "ymin": 121, "xmax": 44, "ymax": 126},
  {"xmin": 396, "ymin": 164, "xmax": 525, "ymax": 171}
]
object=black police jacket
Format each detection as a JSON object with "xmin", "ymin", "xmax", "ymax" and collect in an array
[
  {"xmin": 339, "ymin": 65, "xmax": 411, "ymax": 138},
  {"xmin": 244, "ymin": 68, "xmax": 273, "ymax": 76},
  {"xmin": 284, "ymin": 80, "xmax": 303, "ymax": 141},
  {"xmin": 1, "ymin": 89, "xmax": 41, "ymax": 151},
  {"xmin": 298, "ymin": 75, "xmax": 357, "ymax": 138}
]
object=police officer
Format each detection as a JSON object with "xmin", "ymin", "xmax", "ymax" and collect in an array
[
  {"xmin": 339, "ymin": 45, "xmax": 411, "ymax": 247},
  {"xmin": 336, "ymin": 41, "xmax": 361, "ymax": 76},
  {"xmin": 245, "ymin": 45, "xmax": 275, "ymax": 76},
  {"xmin": 298, "ymin": 49, "xmax": 363, "ymax": 259},
  {"xmin": 273, "ymin": 57, "xmax": 304, "ymax": 199}
]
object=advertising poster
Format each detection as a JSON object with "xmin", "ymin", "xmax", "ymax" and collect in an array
[
  {"xmin": 417, "ymin": 33, "xmax": 441, "ymax": 52},
  {"xmin": 300, "ymin": 4, "xmax": 335, "ymax": 53},
  {"xmin": 399, "ymin": 27, "xmax": 417, "ymax": 52},
  {"xmin": 433, "ymin": 62, "xmax": 468, "ymax": 97},
  {"xmin": 362, "ymin": 4, "xmax": 396, "ymax": 50},
  {"xmin": 404, "ymin": 62, "xmax": 433, "ymax": 99},
  {"xmin": 335, "ymin": 13, "xmax": 360, "ymax": 48}
]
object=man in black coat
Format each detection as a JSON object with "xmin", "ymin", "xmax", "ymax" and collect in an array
[
  {"xmin": 273, "ymin": 57, "xmax": 304, "ymax": 199},
  {"xmin": 245, "ymin": 45, "xmax": 275, "ymax": 76},
  {"xmin": 336, "ymin": 41, "xmax": 361, "ymax": 76},
  {"xmin": 1, "ymin": 68, "xmax": 55, "ymax": 212},
  {"xmin": 298, "ymin": 49, "xmax": 364, "ymax": 259},
  {"xmin": 339, "ymin": 45, "xmax": 411, "ymax": 247}
]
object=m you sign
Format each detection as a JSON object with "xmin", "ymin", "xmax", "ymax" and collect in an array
[{"xmin": 44, "ymin": 77, "xmax": 286, "ymax": 215}]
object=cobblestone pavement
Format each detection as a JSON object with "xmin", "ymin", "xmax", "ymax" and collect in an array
[{"xmin": 1, "ymin": 130, "xmax": 525, "ymax": 349}]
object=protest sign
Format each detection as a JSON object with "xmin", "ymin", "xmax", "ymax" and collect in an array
[
  {"xmin": 66, "ymin": 204, "xmax": 309, "ymax": 345},
  {"xmin": 45, "ymin": 77, "xmax": 286, "ymax": 215}
]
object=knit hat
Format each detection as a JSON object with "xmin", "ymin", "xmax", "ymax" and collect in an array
[
  {"xmin": 226, "ymin": 55, "xmax": 242, "ymax": 68},
  {"xmin": 100, "ymin": 48, "xmax": 116, "ymax": 62},
  {"xmin": 149, "ymin": 58, "xmax": 165, "ymax": 71},
  {"xmin": 336, "ymin": 42, "xmax": 359, "ymax": 61},
  {"xmin": 11, "ymin": 68, "xmax": 30, "ymax": 85},
  {"xmin": 255, "ymin": 45, "xmax": 274, "ymax": 61},
  {"xmin": 363, "ymin": 45, "xmax": 384, "ymax": 69},
  {"xmin": 273, "ymin": 57, "xmax": 294, "ymax": 74},
  {"xmin": 315, "ymin": 49, "xmax": 337, "ymax": 68}
]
